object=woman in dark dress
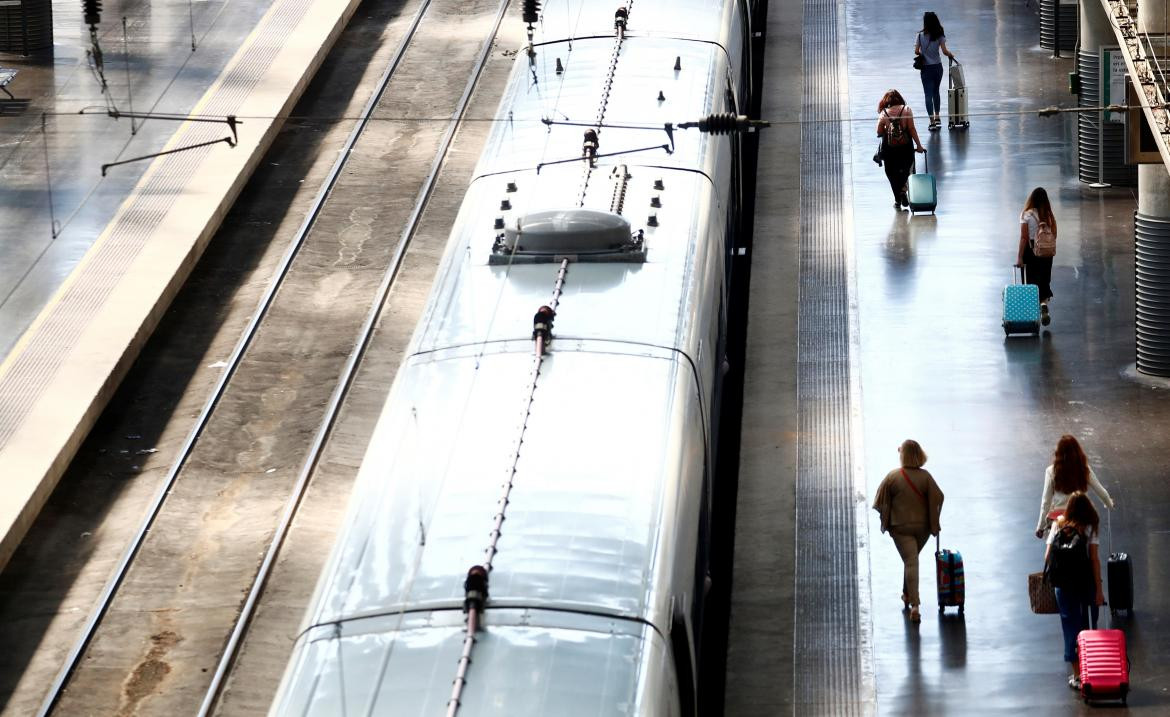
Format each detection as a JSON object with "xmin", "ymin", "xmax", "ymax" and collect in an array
[{"xmin": 876, "ymin": 89, "xmax": 926, "ymax": 210}]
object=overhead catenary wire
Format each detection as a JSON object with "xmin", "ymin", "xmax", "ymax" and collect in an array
[{"xmin": 41, "ymin": 102, "xmax": 1154, "ymax": 127}]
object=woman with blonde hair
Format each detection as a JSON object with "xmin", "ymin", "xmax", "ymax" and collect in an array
[
  {"xmin": 872, "ymin": 439, "xmax": 944, "ymax": 622},
  {"xmin": 1044, "ymin": 492, "xmax": 1104, "ymax": 689},
  {"xmin": 1035, "ymin": 434, "xmax": 1114, "ymax": 539}
]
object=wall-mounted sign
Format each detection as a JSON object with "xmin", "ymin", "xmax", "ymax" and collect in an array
[{"xmin": 1102, "ymin": 47, "xmax": 1128, "ymax": 124}]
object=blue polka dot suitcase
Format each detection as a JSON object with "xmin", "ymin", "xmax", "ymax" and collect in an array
[{"xmin": 1003, "ymin": 268, "xmax": 1040, "ymax": 335}]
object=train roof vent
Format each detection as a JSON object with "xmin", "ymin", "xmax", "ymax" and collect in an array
[{"xmin": 490, "ymin": 209, "xmax": 645, "ymax": 264}]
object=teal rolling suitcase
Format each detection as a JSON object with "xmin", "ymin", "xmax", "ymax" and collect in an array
[
  {"xmin": 1003, "ymin": 268, "xmax": 1041, "ymax": 335},
  {"xmin": 907, "ymin": 151, "xmax": 936, "ymax": 214}
]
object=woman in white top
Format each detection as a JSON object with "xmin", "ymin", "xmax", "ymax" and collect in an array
[
  {"xmin": 1035, "ymin": 434, "xmax": 1114, "ymax": 538},
  {"xmin": 1015, "ymin": 186, "xmax": 1057, "ymax": 325}
]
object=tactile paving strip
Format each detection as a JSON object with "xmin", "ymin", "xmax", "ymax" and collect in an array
[
  {"xmin": 794, "ymin": 0, "xmax": 871, "ymax": 712},
  {"xmin": 0, "ymin": 0, "xmax": 315, "ymax": 450}
]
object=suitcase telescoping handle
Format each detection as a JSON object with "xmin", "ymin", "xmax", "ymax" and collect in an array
[
  {"xmin": 1107, "ymin": 507, "xmax": 1113, "ymax": 557},
  {"xmin": 917, "ymin": 149, "xmax": 927, "ymax": 175}
]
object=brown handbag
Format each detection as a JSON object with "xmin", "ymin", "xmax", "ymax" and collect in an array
[{"xmin": 1028, "ymin": 571, "xmax": 1059, "ymax": 614}]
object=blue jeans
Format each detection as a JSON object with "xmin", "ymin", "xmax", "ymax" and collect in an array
[
  {"xmin": 920, "ymin": 63, "xmax": 944, "ymax": 117},
  {"xmin": 1054, "ymin": 585, "xmax": 1099, "ymax": 663}
]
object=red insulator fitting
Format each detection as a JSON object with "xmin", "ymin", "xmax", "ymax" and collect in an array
[
  {"xmin": 532, "ymin": 305, "xmax": 556, "ymax": 342},
  {"xmin": 464, "ymin": 565, "xmax": 489, "ymax": 615}
]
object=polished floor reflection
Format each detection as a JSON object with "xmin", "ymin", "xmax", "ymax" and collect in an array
[
  {"xmin": 847, "ymin": 0, "xmax": 1167, "ymax": 713},
  {"xmin": 0, "ymin": 0, "xmax": 276, "ymax": 358}
]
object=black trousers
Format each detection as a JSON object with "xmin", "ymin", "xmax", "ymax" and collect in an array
[
  {"xmin": 1023, "ymin": 245, "xmax": 1054, "ymax": 302},
  {"xmin": 883, "ymin": 143, "xmax": 915, "ymax": 202}
]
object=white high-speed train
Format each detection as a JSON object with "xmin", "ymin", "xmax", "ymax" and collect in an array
[{"xmin": 271, "ymin": 1, "xmax": 755, "ymax": 713}]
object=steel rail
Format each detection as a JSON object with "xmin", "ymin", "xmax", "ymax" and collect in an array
[
  {"xmin": 195, "ymin": 0, "xmax": 514, "ymax": 713},
  {"xmin": 34, "ymin": 0, "xmax": 437, "ymax": 713}
]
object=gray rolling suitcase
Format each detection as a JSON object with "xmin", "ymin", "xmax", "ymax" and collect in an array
[
  {"xmin": 948, "ymin": 59, "xmax": 969, "ymax": 130},
  {"xmin": 907, "ymin": 151, "xmax": 936, "ymax": 214}
]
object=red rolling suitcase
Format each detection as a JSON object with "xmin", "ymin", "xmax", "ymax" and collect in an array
[{"xmin": 1078, "ymin": 629, "xmax": 1129, "ymax": 705}]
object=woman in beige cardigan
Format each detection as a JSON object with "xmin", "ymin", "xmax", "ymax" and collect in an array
[{"xmin": 873, "ymin": 439, "xmax": 945, "ymax": 622}]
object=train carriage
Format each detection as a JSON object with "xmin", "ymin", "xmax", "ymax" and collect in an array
[{"xmin": 271, "ymin": 1, "xmax": 754, "ymax": 713}]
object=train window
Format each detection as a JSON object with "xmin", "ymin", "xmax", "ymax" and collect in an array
[{"xmin": 489, "ymin": 208, "xmax": 646, "ymax": 264}]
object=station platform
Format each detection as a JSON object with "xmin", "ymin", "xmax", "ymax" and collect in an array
[
  {"xmin": 0, "ymin": 0, "xmax": 362, "ymax": 570},
  {"xmin": 729, "ymin": 0, "xmax": 1170, "ymax": 714}
]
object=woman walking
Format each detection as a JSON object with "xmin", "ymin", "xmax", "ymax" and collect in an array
[
  {"xmin": 1044, "ymin": 492, "xmax": 1104, "ymax": 689},
  {"xmin": 872, "ymin": 439, "xmax": 944, "ymax": 622},
  {"xmin": 1016, "ymin": 187, "xmax": 1058, "ymax": 325},
  {"xmin": 1035, "ymin": 434, "xmax": 1114, "ymax": 539},
  {"xmin": 915, "ymin": 12, "xmax": 957, "ymax": 131},
  {"xmin": 876, "ymin": 90, "xmax": 926, "ymax": 210}
]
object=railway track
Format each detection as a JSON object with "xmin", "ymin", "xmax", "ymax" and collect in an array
[{"xmin": 34, "ymin": 1, "xmax": 516, "ymax": 714}]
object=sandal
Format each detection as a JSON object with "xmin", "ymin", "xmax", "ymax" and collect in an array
[
  {"xmin": 909, "ymin": 607, "xmax": 921, "ymax": 622},
  {"xmin": 1068, "ymin": 674, "xmax": 1081, "ymax": 690}
]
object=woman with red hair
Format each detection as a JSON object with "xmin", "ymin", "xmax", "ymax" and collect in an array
[
  {"xmin": 1035, "ymin": 434, "xmax": 1114, "ymax": 539},
  {"xmin": 875, "ymin": 89, "xmax": 926, "ymax": 209}
]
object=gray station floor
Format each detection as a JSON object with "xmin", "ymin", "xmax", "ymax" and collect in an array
[
  {"xmin": 730, "ymin": 0, "xmax": 1169, "ymax": 714},
  {"xmin": 0, "ymin": 0, "xmax": 277, "ymax": 358}
]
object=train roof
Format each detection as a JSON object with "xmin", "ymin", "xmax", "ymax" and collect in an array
[
  {"xmin": 410, "ymin": 33, "xmax": 735, "ymax": 354},
  {"xmin": 306, "ymin": 346, "xmax": 701, "ymax": 627},
  {"xmin": 470, "ymin": 36, "xmax": 728, "ymax": 182},
  {"xmin": 532, "ymin": 0, "xmax": 742, "ymax": 50},
  {"xmin": 277, "ymin": 609, "xmax": 678, "ymax": 716}
]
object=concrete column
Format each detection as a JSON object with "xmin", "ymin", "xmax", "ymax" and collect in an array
[
  {"xmin": 1079, "ymin": 0, "xmax": 1111, "ymax": 47},
  {"xmin": 1078, "ymin": 0, "xmax": 1137, "ymax": 185},
  {"xmin": 1135, "ymin": 0, "xmax": 1170, "ymax": 375}
]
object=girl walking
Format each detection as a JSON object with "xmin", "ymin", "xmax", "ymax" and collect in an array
[
  {"xmin": 876, "ymin": 90, "xmax": 926, "ymax": 209},
  {"xmin": 1044, "ymin": 492, "xmax": 1104, "ymax": 689},
  {"xmin": 1016, "ymin": 187, "xmax": 1058, "ymax": 325},
  {"xmin": 915, "ymin": 12, "xmax": 957, "ymax": 131}
]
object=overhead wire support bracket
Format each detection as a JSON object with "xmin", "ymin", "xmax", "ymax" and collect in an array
[
  {"xmin": 536, "ymin": 143, "xmax": 671, "ymax": 173},
  {"xmin": 542, "ymin": 113, "xmax": 771, "ymax": 137},
  {"xmin": 100, "ymin": 134, "xmax": 237, "ymax": 176},
  {"xmin": 81, "ymin": 108, "xmax": 241, "ymax": 143},
  {"xmin": 80, "ymin": 111, "xmax": 241, "ymax": 175}
]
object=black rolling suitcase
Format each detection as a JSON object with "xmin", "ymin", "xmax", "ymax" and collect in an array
[{"xmin": 1106, "ymin": 513, "xmax": 1133, "ymax": 615}]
